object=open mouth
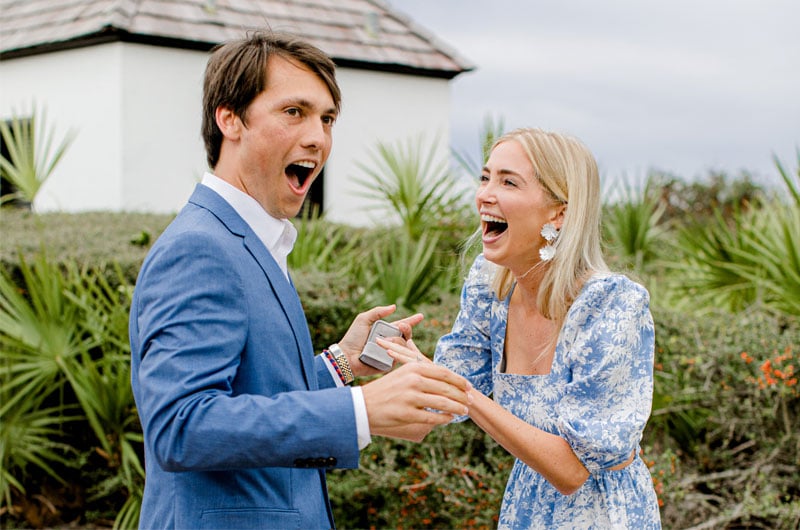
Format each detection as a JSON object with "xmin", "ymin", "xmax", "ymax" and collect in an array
[
  {"xmin": 285, "ymin": 160, "xmax": 316, "ymax": 190},
  {"xmin": 481, "ymin": 213, "xmax": 508, "ymax": 237}
]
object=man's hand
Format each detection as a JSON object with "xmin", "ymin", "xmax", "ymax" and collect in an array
[
  {"xmin": 360, "ymin": 361, "xmax": 471, "ymax": 439},
  {"xmin": 338, "ymin": 304, "xmax": 423, "ymax": 377}
]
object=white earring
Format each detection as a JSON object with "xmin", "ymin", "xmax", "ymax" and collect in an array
[{"xmin": 539, "ymin": 223, "xmax": 559, "ymax": 262}]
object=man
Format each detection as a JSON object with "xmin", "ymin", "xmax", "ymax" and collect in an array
[{"xmin": 129, "ymin": 32, "xmax": 470, "ymax": 530}]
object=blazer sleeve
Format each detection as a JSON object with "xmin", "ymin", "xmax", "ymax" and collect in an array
[{"xmin": 130, "ymin": 227, "xmax": 360, "ymax": 472}]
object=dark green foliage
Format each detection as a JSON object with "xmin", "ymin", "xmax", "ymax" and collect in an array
[
  {"xmin": 648, "ymin": 308, "xmax": 800, "ymax": 528},
  {"xmin": 0, "ymin": 253, "xmax": 144, "ymax": 528},
  {"xmin": 649, "ymin": 170, "xmax": 767, "ymax": 225},
  {"xmin": 602, "ymin": 174, "xmax": 667, "ymax": 270},
  {"xmin": 0, "ymin": 210, "xmax": 173, "ymax": 282},
  {"xmin": 329, "ymin": 422, "xmax": 511, "ymax": 529}
]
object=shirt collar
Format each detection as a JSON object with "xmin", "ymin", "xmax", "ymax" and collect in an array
[{"xmin": 200, "ymin": 172, "xmax": 297, "ymax": 279}]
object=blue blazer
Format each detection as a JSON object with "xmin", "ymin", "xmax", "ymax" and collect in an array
[{"xmin": 130, "ymin": 185, "xmax": 360, "ymax": 529}]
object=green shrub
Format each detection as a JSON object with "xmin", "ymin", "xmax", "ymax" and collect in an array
[
  {"xmin": 0, "ymin": 253, "xmax": 144, "ymax": 528},
  {"xmin": 663, "ymin": 156, "xmax": 800, "ymax": 318},
  {"xmin": 649, "ymin": 307, "xmax": 800, "ymax": 528},
  {"xmin": 329, "ymin": 421, "xmax": 511, "ymax": 529},
  {"xmin": 0, "ymin": 210, "xmax": 173, "ymax": 282}
]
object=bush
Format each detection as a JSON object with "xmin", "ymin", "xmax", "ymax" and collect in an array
[
  {"xmin": 329, "ymin": 421, "xmax": 511, "ymax": 529},
  {"xmin": 0, "ymin": 210, "xmax": 173, "ymax": 282},
  {"xmin": 649, "ymin": 307, "xmax": 800, "ymax": 528}
]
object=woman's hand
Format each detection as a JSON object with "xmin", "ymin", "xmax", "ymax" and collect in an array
[{"xmin": 376, "ymin": 337, "xmax": 431, "ymax": 365}]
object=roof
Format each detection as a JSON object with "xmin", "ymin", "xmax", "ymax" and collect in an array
[{"xmin": 0, "ymin": 0, "xmax": 473, "ymax": 79}]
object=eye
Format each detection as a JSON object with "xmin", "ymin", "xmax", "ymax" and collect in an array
[
  {"xmin": 503, "ymin": 178, "xmax": 518, "ymax": 187},
  {"xmin": 479, "ymin": 174, "xmax": 489, "ymax": 183},
  {"xmin": 322, "ymin": 114, "xmax": 336, "ymax": 126},
  {"xmin": 286, "ymin": 107, "xmax": 301, "ymax": 117}
]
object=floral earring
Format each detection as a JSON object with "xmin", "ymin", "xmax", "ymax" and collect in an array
[{"xmin": 539, "ymin": 223, "xmax": 559, "ymax": 262}]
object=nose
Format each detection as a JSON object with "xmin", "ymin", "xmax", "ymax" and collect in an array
[
  {"xmin": 301, "ymin": 118, "xmax": 328, "ymax": 150},
  {"xmin": 475, "ymin": 179, "xmax": 496, "ymax": 205}
]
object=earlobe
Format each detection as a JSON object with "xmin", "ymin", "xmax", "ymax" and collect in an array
[{"xmin": 215, "ymin": 106, "xmax": 241, "ymax": 140}]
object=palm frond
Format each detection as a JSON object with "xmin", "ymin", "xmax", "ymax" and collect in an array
[{"xmin": 0, "ymin": 104, "xmax": 75, "ymax": 207}]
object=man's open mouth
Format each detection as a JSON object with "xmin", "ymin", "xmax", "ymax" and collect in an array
[
  {"xmin": 481, "ymin": 214, "xmax": 508, "ymax": 237},
  {"xmin": 285, "ymin": 160, "xmax": 316, "ymax": 189}
]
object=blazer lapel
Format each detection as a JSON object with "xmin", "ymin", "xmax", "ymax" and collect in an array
[{"xmin": 188, "ymin": 185, "xmax": 317, "ymax": 390}]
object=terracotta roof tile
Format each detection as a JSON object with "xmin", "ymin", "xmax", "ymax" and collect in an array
[{"xmin": 0, "ymin": 0, "xmax": 473, "ymax": 77}]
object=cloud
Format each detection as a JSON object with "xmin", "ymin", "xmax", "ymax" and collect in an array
[{"xmin": 392, "ymin": 0, "xmax": 800, "ymax": 184}]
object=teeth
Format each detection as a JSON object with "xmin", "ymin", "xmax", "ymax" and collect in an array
[
  {"xmin": 294, "ymin": 160, "xmax": 316, "ymax": 168},
  {"xmin": 481, "ymin": 214, "xmax": 506, "ymax": 224}
]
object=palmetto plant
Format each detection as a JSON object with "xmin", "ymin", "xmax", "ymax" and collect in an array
[
  {"xmin": 602, "ymin": 174, "xmax": 667, "ymax": 270},
  {"xmin": 735, "ymin": 152, "xmax": 800, "ymax": 315},
  {"xmin": 365, "ymin": 231, "xmax": 444, "ymax": 311},
  {"xmin": 289, "ymin": 208, "xmax": 360, "ymax": 272},
  {"xmin": 667, "ymin": 152, "xmax": 800, "ymax": 316},
  {"xmin": 353, "ymin": 134, "xmax": 472, "ymax": 309},
  {"xmin": 670, "ymin": 206, "xmax": 764, "ymax": 312},
  {"xmin": 0, "ymin": 253, "xmax": 89, "ymax": 509},
  {"xmin": 353, "ymin": 134, "xmax": 469, "ymax": 240},
  {"xmin": 0, "ymin": 255, "xmax": 143, "ymax": 528},
  {"xmin": 0, "ymin": 254, "xmax": 93, "ymax": 416},
  {"xmin": 0, "ymin": 394, "xmax": 80, "ymax": 509},
  {"xmin": 0, "ymin": 104, "xmax": 75, "ymax": 208},
  {"xmin": 63, "ymin": 265, "xmax": 143, "ymax": 529}
]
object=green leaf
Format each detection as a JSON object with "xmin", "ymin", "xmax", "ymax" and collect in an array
[{"xmin": 0, "ymin": 103, "xmax": 75, "ymax": 208}]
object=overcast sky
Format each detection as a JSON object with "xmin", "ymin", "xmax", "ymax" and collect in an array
[{"xmin": 388, "ymin": 0, "xmax": 799, "ymax": 188}]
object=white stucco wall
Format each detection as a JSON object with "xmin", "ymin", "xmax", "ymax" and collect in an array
[
  {"xmin": 120, "ymin": 44, "xmax": 207, "ymax": 212},
  {"xmin": 326, "ymin": 68, "xmax": 452, "ymax": 226},
  {"xmin": 0, "ymin": 44, "xmax": 124, "ymax": 211},
  {"xmin": 0, "ymin": 42, "xmax": 456, "ymax": 225}
]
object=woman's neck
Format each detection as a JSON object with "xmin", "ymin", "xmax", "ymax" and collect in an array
[{"xmin": 512, "ymin": 262, "xmax": 546, "ymax": 309}]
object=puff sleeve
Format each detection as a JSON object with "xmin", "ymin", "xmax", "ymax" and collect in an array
[
  {"xmin": 555, "ymin": 275, "xmax": 655, "ymax": 472},
  {"xmin": 434, "ymin": 255, "xmax": 496, "ymax": 411}
]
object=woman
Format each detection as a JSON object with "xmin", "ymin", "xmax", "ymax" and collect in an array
[{"xmin": 381, "ymin": 128, "xmax": 661, "ymax": 529}]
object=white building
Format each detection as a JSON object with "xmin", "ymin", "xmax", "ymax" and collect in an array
[{"xmin": 0, "ymin": 0, "xmax": 472, "ymax": 225}]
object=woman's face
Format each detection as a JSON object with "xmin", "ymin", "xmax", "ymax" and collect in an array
[{"xmin": 475, "ymin": 139, "xmax": 562, "ymax": 274}]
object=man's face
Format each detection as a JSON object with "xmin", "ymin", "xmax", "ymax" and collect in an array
[{"xmin": 216, "ymin": 54, "xmax": 337, "ymax": 219}]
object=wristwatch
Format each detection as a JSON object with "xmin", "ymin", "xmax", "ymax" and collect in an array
[{"xmin": 328, "ymin": 343, "xmax": 355, "ymax": 385}]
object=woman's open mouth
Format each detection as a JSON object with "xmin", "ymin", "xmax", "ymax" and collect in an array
[{"xmin": 481, "ymin": 213, "xmax": 508, "ymax": 238}]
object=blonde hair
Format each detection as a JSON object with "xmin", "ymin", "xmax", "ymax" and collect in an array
[{"xmin": 489, "ymin": 128, "xmax": 609, "ymax": 321}]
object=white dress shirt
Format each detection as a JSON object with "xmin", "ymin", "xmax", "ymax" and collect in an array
[{"xmin": 201, "ymin": 172, "xmax": 371, "ymax": 449}]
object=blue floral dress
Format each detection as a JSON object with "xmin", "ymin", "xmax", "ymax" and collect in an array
[{"xmin": 435, "ymin": 255, "xmax": 661, "ymax": 529}]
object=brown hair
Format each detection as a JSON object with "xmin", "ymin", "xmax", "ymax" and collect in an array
[{"xmin": 201, "ymin": 31, "xmax": 341, "ymax": 168}]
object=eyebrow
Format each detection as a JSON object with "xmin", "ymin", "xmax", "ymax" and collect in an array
[{"xmin": 482, "ymin": 166, "xmax": 523, "ymax": 177}]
